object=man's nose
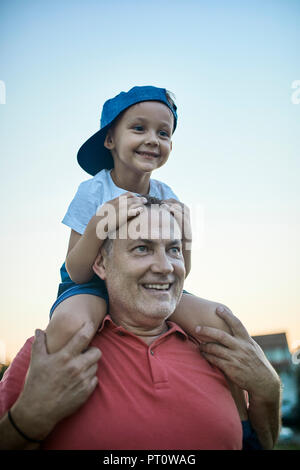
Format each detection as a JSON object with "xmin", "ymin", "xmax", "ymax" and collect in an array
[{"xmin": 150, "ymin": 250, "xmax": 174, "ymax": 274}]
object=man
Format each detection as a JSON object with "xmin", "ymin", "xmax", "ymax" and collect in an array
[{"xmin": 0, "ymin": 201, "xmax": 281, "ymax": 449}]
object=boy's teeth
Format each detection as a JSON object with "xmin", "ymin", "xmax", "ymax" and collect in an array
[
  {"xmin": 144, "ymin": 284, "xmax": 170, "ymax": 290},
  {"xmin": 138, "ymin": 152, "xmax": 157, "ymax": 157}
]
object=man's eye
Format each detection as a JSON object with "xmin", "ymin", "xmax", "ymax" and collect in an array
[
  {"xmin": 133, "ymin": 126, "xmax": 144, "ymax": 131},
  {"xmin": 169, "ymin": 246, "xmax": 181, "ymax": 254},
  {"xmin": 134, "ymin": 245, "xmax": 148, "ymax": 253}
]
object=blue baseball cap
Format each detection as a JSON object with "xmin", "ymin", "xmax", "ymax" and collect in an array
[{"xmin": 77, "ymin": 86, "xmax": 178, "ymax": 176}]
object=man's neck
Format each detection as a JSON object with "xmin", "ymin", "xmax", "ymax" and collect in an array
[{"xmin": 110, "ymin": 313, "xmax": 169, "ymax": 345}]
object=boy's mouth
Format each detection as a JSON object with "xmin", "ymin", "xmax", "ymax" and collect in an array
[{"xmin": 136, "ymin": 151, "xmax": 160, "ymax": 159}]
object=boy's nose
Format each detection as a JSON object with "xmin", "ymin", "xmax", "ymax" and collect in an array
[{"xmin": 144, "ymin": 130, "xmax": 159, "ymax": 146}]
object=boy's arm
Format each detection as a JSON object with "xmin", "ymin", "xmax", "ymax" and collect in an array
[
  {"xmin": 66, "ymin": 193, "xmax": 147, "ymax": 284},
  {"xmin": 169, "ymin": 294, "xmax": 232, "ymax": 336},
  {"xmin": 65, "ymin": 215, "xmax": 106, "ymax": 283}
]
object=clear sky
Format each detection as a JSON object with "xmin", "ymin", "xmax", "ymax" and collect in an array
[{"xmin": 0, "ymin": 0, "xmax": 299, "ymax": 363}]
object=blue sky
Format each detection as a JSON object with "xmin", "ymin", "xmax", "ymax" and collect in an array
[{"xmin": 0, "ymin": 0, "xmax": 299, "ymax": 361}]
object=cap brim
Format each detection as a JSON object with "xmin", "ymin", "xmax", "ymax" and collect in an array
[{"xmin": 77, "ymin": 126, "xmax": 114, "ymax": 176}]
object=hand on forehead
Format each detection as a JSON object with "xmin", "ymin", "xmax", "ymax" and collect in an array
[{"xmin": 122, "ymin": 205, "xmax": 182, "ymax": 243}]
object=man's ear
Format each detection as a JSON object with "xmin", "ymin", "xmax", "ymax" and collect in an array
[
  {"xmin": 93, "ymin": 251, "xmax": 106, "ymax": 280},
  {"xmin": 104, "ymin": 130, "xmax": 115, "ymax": 150}
]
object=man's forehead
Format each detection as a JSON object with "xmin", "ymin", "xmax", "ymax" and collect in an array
[
  {"xmin": 120, "ymin": 207, "xmax": 182, "ymax": 242},
  {"xmin": 127, "ymin": 237, "xmax": 182, "ymax": 246}
]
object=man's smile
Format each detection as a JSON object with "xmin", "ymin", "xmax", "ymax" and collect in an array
[
  {"xmin": 143, "ymin": 283, "xmax": 171, "ymax": 290},
  {"xmin": 139, "ymin": 280, "xmax": 175, "ymax": 296}
]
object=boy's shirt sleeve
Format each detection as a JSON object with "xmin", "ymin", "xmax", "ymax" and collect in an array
[
  {"xmin": 151, "ymin": 180, "xmax": 181, "ymax": 202},
  {"xmin": 62, "ymin": 179, "xmax": 100, "ymax": 235}
]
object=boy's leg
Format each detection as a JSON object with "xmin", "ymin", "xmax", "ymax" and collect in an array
[
  {"xmin": 169, "ymin": 293, "xmax": 231, "ymax": 339},
  {"xmin": 46, "ymin": 294, "xmax": 107, "ymax": 354}
]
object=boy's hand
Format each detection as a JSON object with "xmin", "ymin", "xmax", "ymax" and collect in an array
[
  {"xmin": 161, "ymin": 199, "xmax": 192, "ymax": 249},
  {"xmin": 161, "ymin": 199, "xmax": 192, "ymax": 276},
  {"xmin": 96, "ymin": 192, "xmax": 147, "ymax": 240}
]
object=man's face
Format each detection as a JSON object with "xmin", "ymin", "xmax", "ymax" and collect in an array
[
  {"xmin": 104, "ymin": 101, "xmax": 173, "ymax": 176},
  {"xmin": 94, "ymin": 207, "xmax": 185, "ymax": 325}
]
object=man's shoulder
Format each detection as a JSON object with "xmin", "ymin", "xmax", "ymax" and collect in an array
[
  {"xmin": 0, "ymin": 336, "xmax": 34, "ymax": 417},
  {"xmin": 2, "ymin": 337, "xmax": 34, "ymax": 378},
  {"xmin": 9, "ymin": 337, "xmax": 34, "ymax": 368}
]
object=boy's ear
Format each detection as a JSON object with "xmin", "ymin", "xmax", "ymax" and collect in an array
[
  {"xmin": 93, "ymin": 251, "xmax": 106, "ymax": 280},
  {"xmin": 104, "ymin": 130, "xmax": 115, "ymax": 150}
]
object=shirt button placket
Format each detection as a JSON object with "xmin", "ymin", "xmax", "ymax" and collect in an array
[{"xmin": 148, "ymin": 347, "xmax": 169, "ymax": 389}]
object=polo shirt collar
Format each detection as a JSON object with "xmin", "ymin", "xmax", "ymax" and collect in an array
[{"xmin": 97, "ymin": 314, "xmax": 188, "ymax": 341}]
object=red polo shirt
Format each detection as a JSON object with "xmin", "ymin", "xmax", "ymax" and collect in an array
[{"xmin": 0, "ymin": 316, "xmax": 242, "ymax": 449}]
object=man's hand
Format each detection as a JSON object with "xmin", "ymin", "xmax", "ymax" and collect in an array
[
  {"xmin": 196, "ymin": 306, "xmax": 281, "ymax": 448},
  {"xmin": 196, "ymin": 306, "xmax": 279, "ymax": 397},
  {"xmin": 9, "ymin": 322, "xmax": 101, "ymax": 444}
]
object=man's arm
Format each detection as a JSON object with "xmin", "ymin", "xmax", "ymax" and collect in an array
[
  {"xmin": 0, "ymin": 412, "xmax": 41, "ymax": 450},
  {"xmin": 0, "ymin": 323, "xmax": 101, "ymax": 450},
  {"xmin": 247, "ymin": 382, "xmax": 281, "ymax": 449},
  {"xmin": 196, "ymin": 307, "xmax": 281, "ymax": 449}
]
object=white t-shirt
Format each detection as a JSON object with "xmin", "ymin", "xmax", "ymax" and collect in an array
[{"xmin": 62, "ymin": 169, "xmax": 179, "ymax": 235}]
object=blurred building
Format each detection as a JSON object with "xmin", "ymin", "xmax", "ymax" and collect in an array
[
  {"xmin": 252, "ymin": 333, "xmax": 300, "ymax": 425},
  {"xmin": 0, "ymin": 364, "xmax": 7, "ymax": 381}
]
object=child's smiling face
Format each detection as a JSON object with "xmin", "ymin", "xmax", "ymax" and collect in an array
[{"xmin": 104, "ymin": 101, "xmax": 174, "ymax": 176}]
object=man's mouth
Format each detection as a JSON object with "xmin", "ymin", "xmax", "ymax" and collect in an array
[{"xmin": 142, "ymin": 283, "xmax": 171, "ymax": 291}]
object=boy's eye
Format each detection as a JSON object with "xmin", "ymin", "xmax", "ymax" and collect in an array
[
  {"xmin": 159, "ymin": 130, "xmax": 170, "ymax": 137},
  {"xmin": 133, "ymin": 125, "xmax": 144, "ymax": 131}
]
